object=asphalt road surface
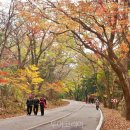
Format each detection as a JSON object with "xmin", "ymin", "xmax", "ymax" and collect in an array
[{"xmin": 0, "ymin": 100, "xmax": 100, "ymax": 130}]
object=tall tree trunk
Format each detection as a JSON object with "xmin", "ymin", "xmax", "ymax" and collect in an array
[
  {"xmin": 123, "ymin": 83, "xmax": 130, "ymax": 120},
  {"xmin": 103, "ymin": 98, "xmax": 107, "ymax": 107},
  {"xmin": 118, "ymin": 74, "xmax": 130, "ymax": 120}
]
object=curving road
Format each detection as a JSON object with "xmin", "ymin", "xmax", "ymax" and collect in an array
[{"xmin": 0, "ymin": 100, "xmax": 100, "ymax": 130}]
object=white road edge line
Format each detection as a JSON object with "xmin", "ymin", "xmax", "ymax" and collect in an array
[
  {"xmin": 96, "ymin": 108, "xmax": 104, "ymax": 130},
  {"xmin": 24, "ymin": 105, "xmax": 84, "ymax": 130}
]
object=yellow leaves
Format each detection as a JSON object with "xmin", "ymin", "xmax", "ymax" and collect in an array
[
  {"xmin": 62, "ymin": 87, "xmax": 69, "ymax": 92},
  {"xmin": 21, "ymin": 87, "xmax": 31, "ymax": 94},
  {"xmin": 39, "ymin": 21, "xmax": 44, "ymax": 27},
  {"xmin": 17, "ymin": 77, "xmax": 27, "ymax": 81},
  {"xmin": 29, "ymin": 65, "xmax": 39, "ymax": 71},
  {"xmin": 32, "ymin": 78, "xmax": 44, "ymax": 84},
  {"xmin": 25, "ymin": 65, "xmax": 40, "ymax": 80},
  {"xmin": 20, "ymin": 85, "xmax": 28, "ymax": 91},
  {"xmin": 26, "ymin": 89, "xmax": 32, "ymax": 94},
  {"xmin": 24, "ymin": 65, "xmax": 43, "ymax": 85},
  {"xmin": 11, "ymin": 65, "xmax": 44, "ymax": 94}
]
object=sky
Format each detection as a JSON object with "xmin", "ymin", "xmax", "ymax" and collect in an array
[
  {"xmin": 0, "ymin": 0, "xmax": 10, "ymax": 3},
  {"xmin": 0, "ymin": 0, "xmax": 11, "ymax": 6}
]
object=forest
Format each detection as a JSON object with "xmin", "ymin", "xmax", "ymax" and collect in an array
[{"xmin": 0, "ymin": 0, "xmax": 130, "ymax": 121}]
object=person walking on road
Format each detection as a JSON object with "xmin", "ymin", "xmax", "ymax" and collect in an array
[
  {"xmin": 26, "ymin": 95, "xmax": 33, "ymax": 115},
  {"xmin": 33, "ymin": 95, "xmax": 39, "ymax": 115},
  {"xmin": 40, "ymin": 96, "xmax": 47, "ymax": 116},
  {"xmin": 95, "ymin": 99, "xmax": 100, "ymax": 110}
]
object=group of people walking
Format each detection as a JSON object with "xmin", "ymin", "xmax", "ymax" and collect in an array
[{"xmin": 26, "ymin": 95, "xmax": 47, "ymax": 116}]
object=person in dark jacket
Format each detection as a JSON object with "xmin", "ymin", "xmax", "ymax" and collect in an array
[
  {"xmin": 26, "ymin": 96, "xmax": 33, "ymax": 115},
  {"xmin": 33, "ymin": 96, "xmax": 39, "ymax": 115},
  {"xmin": 39, "ymin": 97, "xmax": 47, "ymax": 116}
]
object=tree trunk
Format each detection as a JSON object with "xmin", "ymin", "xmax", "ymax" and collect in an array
[
  {"xmin": 116, "ymin": 75, "xmax": 130, "ymax": 120},
  {"xmin": 118, "ymin": 75, "xmax": 130, "ymax": 119},
  {"xmin": 121, "ymin": 97, "xmax": 126, "ymax": 117},
  {"xmin": 103, "ymin": 98, "xmax": 107, "ymax": 107},
  {"xmin": 124, "ymin": 92, "xmax": 130, "ymax": 120},
  {"xmin": 107, "ymin": 97, "xmax": 112, "ymax": 109}
]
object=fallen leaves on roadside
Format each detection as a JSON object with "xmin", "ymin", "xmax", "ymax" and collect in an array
[{"xmin": 101, "ymin": 106, "xmax": 130, "ymax": 130}]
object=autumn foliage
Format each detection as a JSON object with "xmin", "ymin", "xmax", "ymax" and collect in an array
[
  {"xmin": 1, "ymin": 0, "xmax": 130, "ymax": 121},
  {"xmin": 0, "ymin": 71, "xmax": 8, "ymax": 84}
]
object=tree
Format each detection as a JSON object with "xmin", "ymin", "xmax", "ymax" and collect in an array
[
  {"xmin": 10, "ymin": 65, "xmax": 43, "ymax": 95},
  {"xmin": 11, "ymin": 0, "xmax": 57, "ymax": 68},
  {"xmin": 45, "ymin": 81, "xmax": 65, "ymax": 100},
  {"xmin": 0, "ymin": 70, "xmax": 9, "ymax": 108},
  {"xmin": 44, "ymin": 0, "xmax": 130, "ymax": 120}
]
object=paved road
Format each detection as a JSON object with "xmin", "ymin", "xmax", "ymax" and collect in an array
[{"xmin": 0, "ymin": 100, "xmax": 100, "ymax": 130}]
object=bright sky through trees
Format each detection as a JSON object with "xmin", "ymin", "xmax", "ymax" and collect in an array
[{"xmin": 0, "ymin": 0, "xmax": 10, "ymax": 3}]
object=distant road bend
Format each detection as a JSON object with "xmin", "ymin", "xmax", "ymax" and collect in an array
[{"xmin": 0, "ymin": 100, "xmax": 101, "ymax": 130}]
